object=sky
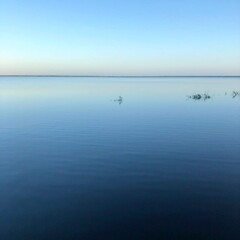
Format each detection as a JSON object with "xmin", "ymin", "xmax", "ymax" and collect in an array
[{"xmin": 0, "ymin": 0, "xmax": 240, "ymax": 76}]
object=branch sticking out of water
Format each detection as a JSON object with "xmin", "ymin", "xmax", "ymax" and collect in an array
[
  {"xmin": 188, "ymin": 93, "xmax": 211, "ymax": 101},
  {"xmin": 232, "ymin": 91, "xmax": 240, "ymax": 98},
  {"xmin": 113, "ymin": 96, "xmax": 123, "ymax": 104}
]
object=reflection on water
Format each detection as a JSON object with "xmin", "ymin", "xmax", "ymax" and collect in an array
[{"xmin": 0, "ymin": 77, "xmax": 240, "ymax": 240}]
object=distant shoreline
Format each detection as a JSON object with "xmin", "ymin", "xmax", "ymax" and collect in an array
[{"xmin": 0, "ymin": 75, "xmax": 240, "ymax": 78}]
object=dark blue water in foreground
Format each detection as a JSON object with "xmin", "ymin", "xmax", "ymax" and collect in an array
[{"xmin": 0, "ymin": 77, "xmax": 240, "ymax": 240}]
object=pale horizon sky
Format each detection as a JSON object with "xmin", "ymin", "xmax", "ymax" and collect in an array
[{"xmin": 1, "ymin": 0, "xmax": 240, "ymax": 76}]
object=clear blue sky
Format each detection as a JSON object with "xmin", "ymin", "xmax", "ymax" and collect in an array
[{"xmin": 1, "ymin": 0, "xmax": 240, "ymax": 75}]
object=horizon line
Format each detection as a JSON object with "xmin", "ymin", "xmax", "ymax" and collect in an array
[{"xmin": 0, "ymin": 75, "xmax": 240, "ymax": 78}]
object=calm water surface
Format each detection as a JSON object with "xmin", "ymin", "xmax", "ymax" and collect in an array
[{"xmin": 0, "ymin": 77, "xmax": 240, "ymax": 239}]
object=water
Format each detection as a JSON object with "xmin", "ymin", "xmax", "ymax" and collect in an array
[{"xmin": 0, "ymin": 77, "xmax": 239, "ymax": 240}]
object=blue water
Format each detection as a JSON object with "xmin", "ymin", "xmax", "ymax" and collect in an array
[{"xmin": 0, "ymin": 77, "xmax": 240, "ymax": 240}]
